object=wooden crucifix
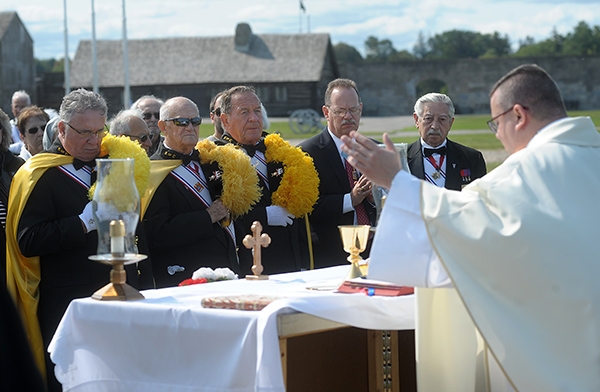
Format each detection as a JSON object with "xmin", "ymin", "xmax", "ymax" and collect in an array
[{"xmin": 243, "ymin": 221, "xmax": 271, "ymax": 280}]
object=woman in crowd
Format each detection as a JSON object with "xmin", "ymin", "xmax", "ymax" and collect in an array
[{"xmin": 17, "ymin": 106, "xmax": 49, "ymax": 160}]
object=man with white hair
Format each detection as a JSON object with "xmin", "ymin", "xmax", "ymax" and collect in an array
[
  {"xmin": 131, "ymin": 95, "xmax": 163, "ymax": 155},
  {"xmin": 10, "ymin": 90, "xmax": 32, "ymax": 154},
  {"xmin": 407, "ymin": 92, "xmax": 486, "ymax": 190},
  {"xmin": 109, "ymin": 109, "xmax": 154, "ymax": 154}
]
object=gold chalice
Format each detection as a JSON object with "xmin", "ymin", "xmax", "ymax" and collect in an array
[{"xmin": 338, "ymin": 225, "xmax": 371, "ymax": 279}]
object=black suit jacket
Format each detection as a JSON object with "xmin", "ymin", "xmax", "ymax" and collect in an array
[
  {"xmin": 17, "ymin": 163, "xmax": 153, "ymax": 391},
  {"xmin": 144, "ymin": 145, "xmax": 240, "ymax": 288},
  {"xmin": 299, "ymin": 129, "xmax": 377, "ymax": 268},
  {"xmin": 407, "ymin": 139, "xmax": 487, "ymax": 190}
]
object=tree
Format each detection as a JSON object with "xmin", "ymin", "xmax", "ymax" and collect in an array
[
  {"xmin": 365, "ymin": 36, "xmax": 397, "ymax": 61},
  {"xmin": 333, "ymin": 42, "xmax": 363, "ymax": 64},
  {"xmin": 515, "ymin": 27, "xmax": 565, "ymax": 56},
  {"xmin": 412, "ymin": 31, "xmax": 429, "ymax": 59},
  {"xmin": 426, "ymin": 30, "xmax": 511, "ymax": 59},
  {"xmin": 563, "ymin": 21, "xmax": 600, "ymax": 56}
]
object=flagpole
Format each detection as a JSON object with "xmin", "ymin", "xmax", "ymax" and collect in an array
[
  {"xmin": 63, "ymin": 0, "xmax": 70, "ymax": 94},
  {"xmin": 122, "ymin": 0, "xmax": 131, "ymax": 108},
  {"xmin": 91, "ymin": 0, "xmax": 99, "ymax": 94}
]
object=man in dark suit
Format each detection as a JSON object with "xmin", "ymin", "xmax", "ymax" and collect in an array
[
  {"xmin": 7, "ymin": 88, "xmax": 152, "ymax": 391},
  {"xmin": 218, "ymin": 86, "xmax": 311, "ymax": 275},
  {"xmin": 407, "ymin": 93, "xmax": 486, "ymax": 190},
  {"xmin": 143, "ymin": 96, "xmax": 239, "ymax": 287},
  {"xmin": 299, "ymin": 78, "xmax": 376, "ymax": 268}
]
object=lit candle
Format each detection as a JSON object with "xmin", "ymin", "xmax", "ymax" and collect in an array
[{"xmin": 110, "ymin": 220, "xmax": 125, "ymax": 257}]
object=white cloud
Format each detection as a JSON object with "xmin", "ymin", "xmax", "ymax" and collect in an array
[{"xmin": 3, "ymin": 0, "xmax": 599, "ymax": 59}]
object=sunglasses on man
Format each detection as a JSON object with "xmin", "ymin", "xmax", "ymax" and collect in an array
[
  {"xmin": 126, "ymin": 133, "xmax": 154, "ymax": 143},
  {"xmin": 142, "ymin": 112, "xmax": 160, "ymax": 121},
  {"xmin": 164, "ymin": 117, "xmax": 202, "ymax": 127}
]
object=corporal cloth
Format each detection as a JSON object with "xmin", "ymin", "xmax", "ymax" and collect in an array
[{"xmin": 369, "ymin": 117, "xmax": 600, "ymax": 391}]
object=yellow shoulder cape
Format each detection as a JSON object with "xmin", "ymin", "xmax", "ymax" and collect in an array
[
  {"xmin": 140, "ymin": 160, "xmax": 181, "ymax": 219},
  {"xmin": 5, "ymin": 153, "xmax": 74, "ymax": 377}
]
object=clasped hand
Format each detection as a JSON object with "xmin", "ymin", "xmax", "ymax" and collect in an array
[
  {"xmin": 207, "ymin": 199, "xmax": 230, "ymax": 223},
  {"xmin": 351, "ymin": 175, "xmax": 373, "ymax": 206}
]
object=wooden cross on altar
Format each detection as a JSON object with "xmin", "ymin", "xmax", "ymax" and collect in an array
[{"xmin": 243, "ymin": 221, "xmax": 271, "ymax": 280}]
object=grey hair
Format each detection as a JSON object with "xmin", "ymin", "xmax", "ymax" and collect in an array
[
  {"xmin": 414, "ymin": 93, "xmax": 455, "ymax": 118},
  {"xmin": 324, "ymin": 78, "xmax": 361, "ymax": 106},
  {"xmin": 220, "ymin": 86, "xmax": 258, "ymax": 115},
  {"xmin": 12, "ymin": 90, "xmax": 31, "ymax": 105},
  {"xmin": 43, "ymin": 116, "xmax": 60, "ymax": 151},
  {"xmin": 59, "ymin": 88, "xmax": 108, "ymax": 123},
  {"xmin": 0, "ymin": 109, "xmax": 12, "ymax": 151},
  {"xmin": 131, "ymin": 94, "xmax": 164, "ymax": 110},
  {"xmin": 109, "ymin": 108, "xmax": 143, "ymax": 136}
]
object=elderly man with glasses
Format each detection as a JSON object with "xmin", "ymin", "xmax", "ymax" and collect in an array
[
  {"xmin": 407, "ymin": 93, "xmax": 486, "ymax": 190},
  {"xmin": 109, "ymin": 108, "xmax": 154, "ymax": 154},
  {"xmin": 142, "ymin": 96, "xmax": 244, "ymax": 288},
  {"xmin": 299, "ymin": 78, "xmax": 376, "ymax": 269},
  {"xmin": 6, "ymin": 88, "xmax": 153, "ymax": 392},
  {"xmin": 131, "ymin": 94, "xmax": 164, "ymax": 156}
]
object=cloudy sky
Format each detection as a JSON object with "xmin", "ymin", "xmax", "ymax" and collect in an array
[{"xmin": 3, "ymin": 0, "xmax": 600, "ymax": 60}]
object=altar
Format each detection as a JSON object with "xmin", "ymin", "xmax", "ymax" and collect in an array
[{"xmin": 49, "ymin": 266, "xmax": 416, "ymax": 391}]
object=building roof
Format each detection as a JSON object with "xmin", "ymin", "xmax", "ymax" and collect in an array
[
  {"xmin": 70, "ymin": 30, "xmax": 334, "ymax": 88},
  {"xmin": 0, "ymin": 12, "xmax": 18, "ymax": 39}
]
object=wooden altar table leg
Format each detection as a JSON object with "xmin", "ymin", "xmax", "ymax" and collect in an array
[
  {"xmin": 279, "ymin": 337, "xmax": 288, "ymax": 386},
  {"xmin": 368, "ymin": 330, "xmax": 400, "ymax": 392}
]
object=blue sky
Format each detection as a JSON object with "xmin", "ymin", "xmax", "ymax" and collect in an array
[{"xmin": 3, "ymin": 0, "xmax": 600, "ymax": 60}]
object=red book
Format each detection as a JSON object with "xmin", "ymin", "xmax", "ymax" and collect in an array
[{"xmin": 337, "ymin": 278, "xmax": 414, "ymax": 297}]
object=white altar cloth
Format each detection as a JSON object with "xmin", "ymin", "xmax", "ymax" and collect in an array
[{"xmin": 49, "ymin": 266, "xmax": 415, "ymax": 392}]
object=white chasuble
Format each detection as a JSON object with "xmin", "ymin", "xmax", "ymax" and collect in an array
[{"xmin": 370, "ymin": 117, "xmax": 600, "ymax": 391}]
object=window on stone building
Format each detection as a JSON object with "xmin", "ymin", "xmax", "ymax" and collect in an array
[
  {"xmin": 274, "ymin": 86, "xmax": 288, "ymax": 102},
  {"xmin": 256, "ymin": 87, "xmax": 270, "ymax": 103}
]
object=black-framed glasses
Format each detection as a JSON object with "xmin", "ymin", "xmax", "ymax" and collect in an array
[
  {"xmin": 126, "ymin": 133, "xmax": 154, "ymax": 143},
  {"xmin": 164, "ymin": 117, "xmax": 202, "ymax": 127},
  {"xmin": 66, "ymin": 122, "xmax": 108, "ymax": 139},
  {"xmin": 211, "ymin": 107, "xmax": 221, "ymax": 116},
  {"xmin": 27, "ymin": 125, "xmax": 47, "ymax": 134},
  {"xmin": 328, "ymin": 106, "xmax": 361, "ymax": 117},
  {"xmin": 486, "ymin": 105, "xmax": 528, "ymax": 134},
  {"xmin": 142, "ymin": 112, "xmax": 160, "ymax": 121}
]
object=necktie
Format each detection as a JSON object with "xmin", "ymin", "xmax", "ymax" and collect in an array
[
  {"xmin": 424, "ymin": 146, "xmax": 447, "ymax": 157},
  {"xmin": 344, "ymin": 159, "xmax": 370, "ymax": 225}
]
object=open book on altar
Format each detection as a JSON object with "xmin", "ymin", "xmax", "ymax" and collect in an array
[{"xmin": 337, "ymin": 277, "xmax": 414, "ymax": 297}]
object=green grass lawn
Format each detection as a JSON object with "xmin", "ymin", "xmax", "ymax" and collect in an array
[{"xmin": 199, "ymin": 110, "xmax": 600, "ymax": 153}]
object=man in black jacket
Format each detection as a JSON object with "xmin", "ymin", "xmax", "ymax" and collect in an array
[
  {"xmin": 299, "ymin": 78, "xmax": 377, "ymax": 268},
  {"xmin": 218, "ymin": 86, "xmax": 311, "ymax": 275},
  {"xmin": 143, "ymin": 96, "xmax": 239, "ymax": 287},
  {"xmin": 9, "ymin": 88, "xmax": 152, "ymax": 391},
  {"xmin": 407, "ymin": 93, "xmax": 486, "ymax": 190}
]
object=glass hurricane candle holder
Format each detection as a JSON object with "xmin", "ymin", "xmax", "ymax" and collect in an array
[{"xmin": 89, "ymin": 158, "xmax": 146, "ymax": 300}]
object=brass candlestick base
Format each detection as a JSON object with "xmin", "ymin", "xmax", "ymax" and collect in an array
[
  {"xmin": 338, "ymin": 225, "xmax": 371, "ymax": 279},
  {"xmin": 89, "ymin": 254, "xmax": 147, "ymax": 301}
]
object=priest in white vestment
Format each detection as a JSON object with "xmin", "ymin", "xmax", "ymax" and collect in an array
[{"xmin": 341, "ymin": 64, "xmax": 600, "ymax": 392}]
